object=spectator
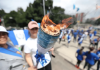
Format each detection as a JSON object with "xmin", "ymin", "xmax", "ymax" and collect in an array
[{"xmin": 24, "ymin": 21, "xmax": 52, "ymax": 70}]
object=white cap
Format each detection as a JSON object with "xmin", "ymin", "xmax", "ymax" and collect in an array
[{"xmin": 0, "ymin": 26, "xmax": 8, "ymax": 33}]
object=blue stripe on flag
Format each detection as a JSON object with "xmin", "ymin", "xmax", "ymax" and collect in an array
[
  {"xmin": 8, "ymin": 31, "xmax": 18, "ymax": 45},
  {"xmin": 24, "ymin": 29, "xmax": 30, "ymax": 40}
]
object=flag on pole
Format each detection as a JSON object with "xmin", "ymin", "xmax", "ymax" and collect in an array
[
  {"xmin": 73, "ymin": 4, "xmax": 75, "ymax": 10},
  {"xmin": 77, "ymin": 8, "xmax": 80, "ymax": 11}
]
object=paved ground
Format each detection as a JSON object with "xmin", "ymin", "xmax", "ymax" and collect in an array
[
  {"xmin": 51, "ymin": 52, "xmax": 78, "ymax": 70},
  {"xmin": 53, "ymin": 35, "xmax": 100, "ymax": 70}
]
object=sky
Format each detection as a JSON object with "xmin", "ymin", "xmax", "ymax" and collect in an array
[{"xmin": 0, "ymin": 0, "xmax": 100, "ymax": 20}]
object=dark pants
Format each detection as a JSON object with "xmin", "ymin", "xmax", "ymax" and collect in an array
[
  {"xmin": 78, "ymin": 43, "xmax": 81, "ymax": 46},
  {"xmin": 77, "ymin": 59, "xmax": 82, "ymax": 66},
  {"xmin": 73, "ymin": 37, "xmax": 76, "ymax": 42},
  {"xmin": 97, "ymin": 61, "xmax": 100, "ymax": 70},
  {"xmin": 38, "ymin": 62, "xmax": 52, "ymax": 70},
  {"xmin": 84, "ymin": 62, "xmax": 92, "ymax": 70},
  {"xmin": 59, "ymin": 38, "xmax": 62, "ymax": 43},
  {"xmin": 90, "ymin": 43, "xmax": 98, "ymax": 49}
]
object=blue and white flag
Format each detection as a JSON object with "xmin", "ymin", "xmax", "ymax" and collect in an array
[
  {"xmin": 73, "ymin": 4, "xmax": 75, "ymax": 10},
  {"xmin": 8, "ymin": 29, "xmax": 30, "ymax": 45}
]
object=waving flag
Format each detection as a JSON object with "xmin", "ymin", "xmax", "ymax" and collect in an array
[
  {"xmin": 73, "ymin": 4, "xmax": 76, "ymax": 10},
  {"xmin": 8, "ymin": 30, "xmax": 30, "ymax": 45},
  {"xmin": 77, "ymin": 8, "xmax": 80, "ymax": 12}
]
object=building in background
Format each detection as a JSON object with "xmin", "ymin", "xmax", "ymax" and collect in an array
[{"xmin": 76, "ymin": 13, "xmax": 84, "ymax": 24}]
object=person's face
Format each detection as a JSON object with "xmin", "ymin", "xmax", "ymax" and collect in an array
[
  {"xmin": 28, "ymin": 27, "xmax": 38, "ymax": 36},
  {"xmin": 0, "ymin": 32, "xmax": 8, "ymax": 44}
]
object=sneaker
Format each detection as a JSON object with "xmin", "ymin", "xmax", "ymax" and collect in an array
[
  {"xmin": 52, "ymin": 54, "xmax": 55, "ymax": 58},
  {"xmin": 77, "ymin": 66, "xmax": 80, "ymax": 69},
  {"xmin": 75, "ymin": 65, "xmax": 78, "ymax": 68}
]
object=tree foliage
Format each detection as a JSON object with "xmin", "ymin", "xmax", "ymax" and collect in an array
[
  {"xmin": 94, "ymin": 18, "xmax": 100, "ymax": 25},
  {"xmin": 1, "ymin": 0, "xmax": 72, "ymax": 27}
]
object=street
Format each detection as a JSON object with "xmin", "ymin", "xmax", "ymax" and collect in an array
[{"xmin": 52, "ymin": 35, "xmax": 100, "ymax": 70}]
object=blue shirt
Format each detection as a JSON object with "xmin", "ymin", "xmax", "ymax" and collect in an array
[
  {"xmin": 67, "ymin": 35, "xmax": 71, "ymax": 41},
  {"xmin": 94, "ymin": 31, "xmax": 97, "ymax": 36},
  {"xmin": 84, "ymin": 51, "xmax": 99, "ymax": 65},
  {"xmin": 93, "ymin": 38, "xmax": 100, "ymax": 43},
  {"xmin": 73, "ymin": 32, "xmax": 77, "ymax": 38},
  {"xmin": 0, "ymin": 44, "xmax": 22, "ymax": 58},
  {"xmin": 77, "ymin": 49, "xmax": 85, "ymax": 61},
  {"xmin": 78, "ymin": 37, "xmax": 83, "ymax": 44},
  {"xmin": 81, "ymin": 30, "xmax": 84, "ymax": 33},
  {"xmin": 79, "ymin": 33, "xmax": 82, "ymax": 36},
  {"xmin": 76, "ymin": 30, "xmax": 80, "ymax": 34}
]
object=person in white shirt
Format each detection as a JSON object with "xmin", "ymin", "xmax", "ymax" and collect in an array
[
  {"xmin": 24, "ymin": 21, "xmax": 51, "ymax": 70},
  {"xmin": 84, "ymin": 31, "xmax": 88, "ymax": 40},
  {"xmin": 59, "ymin": 30, "xmax": 64, "ymax": 43}
]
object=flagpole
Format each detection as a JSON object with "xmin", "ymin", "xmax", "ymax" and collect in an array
[{"xmin": 43, "ymin": 0, "xmax": 45, "ymax": 16}]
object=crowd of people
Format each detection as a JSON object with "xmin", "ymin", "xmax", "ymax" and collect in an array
[
  {"xmin": 59, "ymin": 25, "xmax": 99, "ymax": 49},
  {"xmin": 59, "ymin": 25, "xmax": 100, "ymax": 70}
]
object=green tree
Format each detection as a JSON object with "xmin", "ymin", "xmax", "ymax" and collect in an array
[
  {"xmin": 4, "ymin": 11, "xmax": 18, "ymax": 26},
  {"xmin": 0, "ymin": 9, "xmax": 6, "ymax": 17},
  {"xmin": 94, "ymin": 18, "xmax": 100, "ymax": 25},
  {"xmin": 50, "ymin": 6, "xmax": 71, "ymax": 24},
  {"xmin": 25, "ymin": 0, "xmax": 53, "ymax": 23},
  {"xmin": 16, "ymin": 8, "xmax": 26, "ymax": 27}
]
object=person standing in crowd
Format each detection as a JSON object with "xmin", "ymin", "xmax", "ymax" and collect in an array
[
  {"xmin": 75, "ymin": 47, "xmax": 85, "ymax": 69},
  {"xmin": 67, "ymin": 29, "xmax": 71, "ymax": 35},
  {"xmin": 96, "ymin": 47, "xmax": 100, "ymax": 70},
  {"xmin": 82, "ymin": 32, "xmax": 85, "ymax": 40},
  {"xmin": 24, "ymin": 21, "xmax": 52, "ymax": 70},
  {"xmin": 71, "ymin": 29, "xmax": 74, "ymax": 36},
  {"xmin": 62, "ymin": 28, "xmax": 66, "ymax": 41},
  {"xmin": 78, "ymin": 35, "xmax": 83, "ymax": 47},
  {"xmin": 59, "ymin": 30, "xmax": 63, "ymax": 43},
  {"xmin": 89, "ymin": 32, "xmax": 94, "ymax": 44},
  {"xmin": 83, "ymin": 47, "xmax": 99, "ymax": 70},
  {"xmin": 94, "ymin": 30, "xmax": 97, "ymax": 36},
  {"xmin": 89, "ymin": 37, "xmax": 100, "ymax": 49},
  {"xmin": 76, "ymin": 29, "xmax": 80, "ymax": 35},
  {"xmin": 84, "ymin": 30, "xmax": 88, "ymax": 40},
  {"xmin": 88, "ymin": 25, "xmax": 93, "ymax": 34},
  {"xmin": 67, "ymin": 34, "xmax": 71, "ymax": 47},
  {"xmin": 0, "ymin": 26, "xmax": 32, "ymax": 70},
  {"xmin": 73, "ymin": 31, "xmax": 78, "ymax": 42}
]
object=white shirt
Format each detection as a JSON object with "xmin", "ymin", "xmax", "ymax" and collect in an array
[
  {"xmin": 59, "ymin": 32, "xmax": 63, "ymax": 38},
  {"xmin": 24, "ymin": 37, "xmax": 51, "ymax": 69},
  {"xmin": 85, "ymin": 32, "xmax": 88, "ymax": 35},
  {"xmin": 82, "ymin": 34, "xmax": 85, "ymax": 38},
  {"xmin": 90, "ymin": 34, "xmax": 94, "ymax": 40},
  {"xmin": 68, "ymin": 30, "xmax": 71, "ymax": 34}
]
